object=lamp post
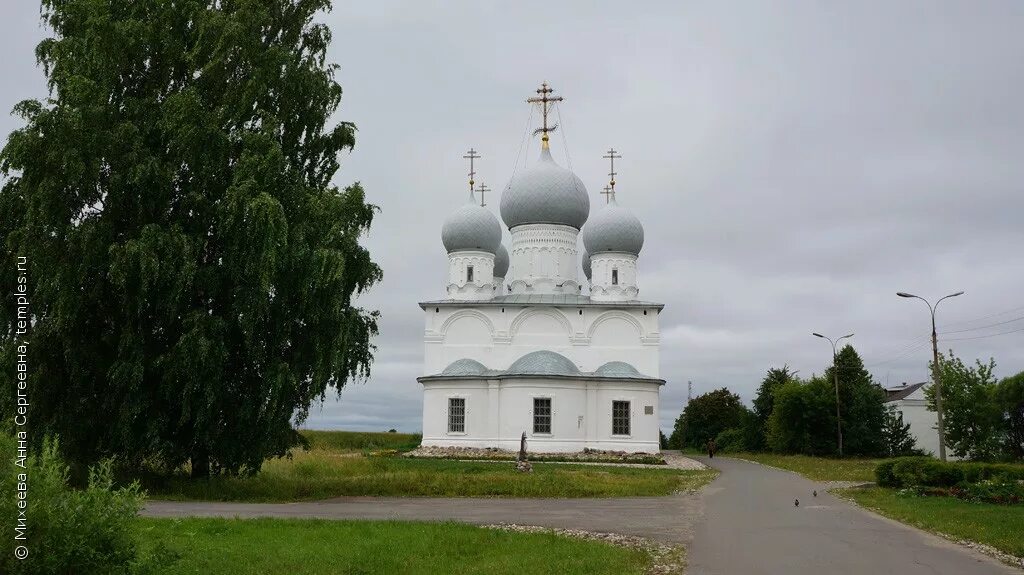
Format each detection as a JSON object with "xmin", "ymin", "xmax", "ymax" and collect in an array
[
  {"xmin": 812, "ymin": 332, "xmax": 854, "ymax": 457},
  {"xmin": 896, "ymin": 291, "xmax": 964, "ymax": 461}
]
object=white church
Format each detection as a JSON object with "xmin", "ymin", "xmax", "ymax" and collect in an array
[{"xmin": 418, "ymin": 83, "xmax": 664, "ymax": 453}]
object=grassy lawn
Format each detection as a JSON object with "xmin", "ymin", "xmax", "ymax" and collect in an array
[
  {"xmin": 725, "ymin": 452, "xmax": 883, "ymax": 482},
  {"xmin": 138, "ymin": 517, "xmax": 652, "ymax": 575},
  {"xmin": 143, "ymin": 450, "xmax": 717, "ymax": 501},
  {"xmin": 838, "ymin": 487, "xmax": 1024, "ymax": 559}
]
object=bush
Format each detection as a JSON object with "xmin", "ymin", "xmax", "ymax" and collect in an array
[
  {"xmin": 714, "ymin": 428, "xmax": 746, "ymax": 453},
  {"xmin": 878, "ymin": 456, "xmax": 1024, "ymax": 488},
  {"xmin": 0, "ymin": 435, "xmax": 168, "ymax": 574}
]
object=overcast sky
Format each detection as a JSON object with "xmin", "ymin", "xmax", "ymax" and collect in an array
[{"xmin": 4, "ymin": 1, "xmax": 1023, "ymax": 434}]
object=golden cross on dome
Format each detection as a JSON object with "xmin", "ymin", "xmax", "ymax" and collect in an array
[
  {"xmin": 477, "ymin": 183, "xmax": 490, "ymax": 207},
  {"xmin": 462, "ymin": 148, "xmax": 480, "ymax": 191},
  {"xmin": 526, "ymin": 81, "xmax": 563, "ymax": 149},
  {"xmin": 601, "ymin": 185, "xmax": 614, "ymax": 204},
  {"xmin": 603, "ymin": 148, "xmax": 621, "ymax": 194}
]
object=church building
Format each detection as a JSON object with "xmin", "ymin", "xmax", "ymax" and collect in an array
[{"xmin": 418, "ymin": 83, "xmax": 664, "ymax": 453}]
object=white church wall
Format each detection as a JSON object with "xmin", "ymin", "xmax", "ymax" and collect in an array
[
  {"xmin": 508, "ymin": 223, "xmax": 581, "ymax": 294},
  {"xmin": 423, "ymin": 305, "xmax": 661, "ymax": 376},
  {"xmin": 421, "ymin": 377, "xmax": 661, "ymax": 453}
]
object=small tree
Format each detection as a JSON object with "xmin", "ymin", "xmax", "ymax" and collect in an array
[
  {"xmin": 926, "ymin": 353, "xmax": 1003, "ymax": 460},
  {"xmin": 881, "ymin": 405, "xmax": 918, "ymax": 456},
  {"xmin": 671, "ymin": 388, "xmax": 746, "ymax": 450},
  {"xmin": 767, "ymin": 378, "xmax": 836, "ymax": 455},
  {"xmin": 750, "ymin": 366, "xmax": 797, "ymax": 450}
]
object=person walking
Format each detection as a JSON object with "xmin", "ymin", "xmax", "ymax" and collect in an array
[{"xmin": 706, "ymin": 438, "xmax": 717, "ymax": 459}]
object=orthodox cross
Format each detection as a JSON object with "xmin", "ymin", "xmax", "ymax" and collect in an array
[
  {"xmin": 476, "ymin": 183, "xmax": 490, "ymax": 207},
  {"xmin": 601, "ymin": 185, "xmax": 614, "ymax": 204},
  {"xmin": 526, "ymin": 82, "xmax": 563, "ymax": 148},
  {"xmin": 462, "ymin": 148, "xmax": 480, "ymax": 191},
  {"xmin": 603, "ymin": 148, "xmax": 621, "ymax": 194}
]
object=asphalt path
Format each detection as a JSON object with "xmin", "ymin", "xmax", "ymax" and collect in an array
[{"xmin": 687, "ymin": 456, "xmax": 1017, "ymax": 574}]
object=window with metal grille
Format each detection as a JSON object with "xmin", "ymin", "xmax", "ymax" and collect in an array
[
  {"xmin": 612, "ymin": 400, "xmax": 630, "ymax": 435},
  {"xmin": 533, "ymin": 397, "xmax": 551, "ymax": 434},
  {"xmin": 467, "ymin": 265, "xmax": 474, "ymax": 283},
  {"xmin": 448, "ymin": 397, "xmax": 465, "ymax": 433}
]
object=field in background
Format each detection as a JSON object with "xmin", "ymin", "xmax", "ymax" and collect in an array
[
  {"xmin": 299, "ymin": 429, "xmax": 421, "ymax": 452},
  {"xmin": 138, "ymin": 517, "xmax": 651, "ymax": 575}
]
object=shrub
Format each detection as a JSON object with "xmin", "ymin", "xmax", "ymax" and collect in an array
[
  {"xmin": 0, "ymin": 435, "xmax": 168, "ymax": 574},
  {"xmin": 877, "ymin": 456, "xmax": 1024, "ymax": 489},
  {"xmin": 714, "ymin": 428, "xmax": 746, "ymax": 453}
]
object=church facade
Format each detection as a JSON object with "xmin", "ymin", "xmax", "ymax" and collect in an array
[{"xmin": 418, "ymin": 84, "xmax": 664, "ymax": 453}]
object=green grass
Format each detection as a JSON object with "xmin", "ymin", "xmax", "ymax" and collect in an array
[
  {"xmin": 839, "ymin": 487, "xmax": 1024, "ymax": 559},
  {"xmin": 725, "ymin": 452, "xmax": 884, "ymax": 482},
  {"xmin": 138, "ymin": 517, "xmax": 651, "ymax": 575},
  {"xmin": 299, "ymin": 429, "xmax": 422, "ymax": 452},
  {"xmin": 143, "ymin": 450, "xmax": 717, "ymax": 501}
]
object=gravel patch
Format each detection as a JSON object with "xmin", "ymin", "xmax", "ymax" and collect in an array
[
  {"xmin": 484, "ymin": 523, "xmax": 685, "ymax": 574},
  {"xmin": 405, "ymin": 445, "xmax": 667, "ymax": 465}
]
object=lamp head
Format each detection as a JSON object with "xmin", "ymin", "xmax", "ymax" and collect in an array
[
  {"xmin": 812, "ymin": 333, "xmax": 825, "ymax": 339},
  {"xmin": 896, "ymin": 292, "xmax": 915, "ymax": 298}
]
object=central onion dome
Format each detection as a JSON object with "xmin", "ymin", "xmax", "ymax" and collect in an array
[
  {"xmin": 500, "ymin": 148, "xmax": 590, "ymax": 230},
  {"xmin": 441, "ymin": 190, "xmax": 502, "ymax": 254},
  {"xmin": 582, "ymin": 197, "xmax": 644, "ymax": 256},
  {"xmin": 493, "ymin": 244, "xmax": 510, "ymax": 278}
]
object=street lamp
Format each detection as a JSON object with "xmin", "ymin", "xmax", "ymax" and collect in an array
[
  {"xmin": 812, "ymin": 332, "xmax": 854, "ymax": 457},
  {"xmin": 896, "ymin": 290, "xmax": 964, "ymax": 461}
]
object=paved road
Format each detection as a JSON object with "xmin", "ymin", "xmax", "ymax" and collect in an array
[{"xmin": 687, "ymin": 456, "xmax": 1017, "ymax": 575}]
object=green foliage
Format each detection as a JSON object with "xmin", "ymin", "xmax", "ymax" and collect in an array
[
  {"xmin": 659, "ymin": 430, "xmax": 669, "ymax": 450},
  {"xmin": 0, "ymin": 0, "xmax": 380, "ymax": 477},
  {"xmin": 878, "ymin": 456, "xmax": 1024, "ymax": 490},
  {"xmin": 669, "ymin": 388, "xmax": 746, "ymax": 450},
  {"xmin": 714, "ymin": 428, "xmax": 746, "ymax": 453},
  {"xmin": 926, "ymin": 353, "xmax": 1003, "ymax": 460},
  {"xmin": 767, "ymin": 345, "xmax": 886, "ymax": 456},
  {"xmin": 766, "ymin": 377, "xmax": 836, "ymax": 455},
  {"xmin": 882, "ymin": 405, "xmax": 919, "ymax": 457},
  {"xmin": 750, "ymin": 366, "xmax": 797, "ymax": 450},
  {"xmin": 996, "ymin": 371, "xmax": 1024, "ymax": 460},
  {"xmin": 0, "ymin": 436, "xmax": 168, "ymax": 574}
]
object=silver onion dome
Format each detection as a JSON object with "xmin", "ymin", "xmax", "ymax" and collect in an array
[
  {"xmin": 441, "ymin": 191, "xmax": 502, "ymax": 254},
  {"xmin": 506, "ymin": 350, "xmax": 581, "ymax": 376},
  {"xmin": 500, "ymin": 147, "xmax": 590, "ymax": 230},
  {"xmin": 581, "ymin": 249, "xmax": 592, "ymax": 281},
  {"xmin": 581, "ymin": 197, "xmax": 644, "ymax": 256},
  {"xmin": 494, "ymin": 244, "xmax": 510, "ymax": 278}
]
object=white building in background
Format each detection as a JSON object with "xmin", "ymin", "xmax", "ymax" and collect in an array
[
  {"xmin": 417, "ymin": 83, "xmax": 664, "ymax": 453},
  {"xmin": 885, "ymin": 382, "xmax": 949, "ymax": 458}
]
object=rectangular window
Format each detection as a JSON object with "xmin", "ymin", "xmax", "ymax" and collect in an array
[
  {"xmin": 612, "ymin": 400, "xmax": 630, "ymax": 435},
  {"xmin": 611, "ymin": 268, "xmax": 619, "ymax": 285},
  {"xmin": 448, "ymin": 397, "xmax": 465, "ymax": 433},
  {"xmin": 467, "ymin": 265, "xmax": 474, "ymax": 283},
  {"xmin": 533, "ymin": 397, "xmax": 552, "ymax": 434}
]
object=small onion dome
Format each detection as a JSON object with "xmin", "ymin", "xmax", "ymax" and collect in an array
[
  {"xmin": 441, "ymin": 358, "xmax": 489, "ymax": 376},
  {"xmin": 581, "ymin": 197, "xmax": 644, "ymax": 256},
  {"xmin": 581, "ymin": 249, "xmax": 592, "ymax": 281},
  {"xmin": 506, "ymin": 350, "xmax": 580, "ymax": 376},
  {"xmin": 441, "ymin": 191, "xmax": 502, "ymax": 254},
  {"xmin": 594, "ymin": 361, "xmax": 646, "ymax": 378},
  {"xmin": 494, "ymin": 244, "xmax": 510, "ymax": 278},
  {"xmin": 500, "ymin": 147, "xmax": 590, "ymax": 230}
]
